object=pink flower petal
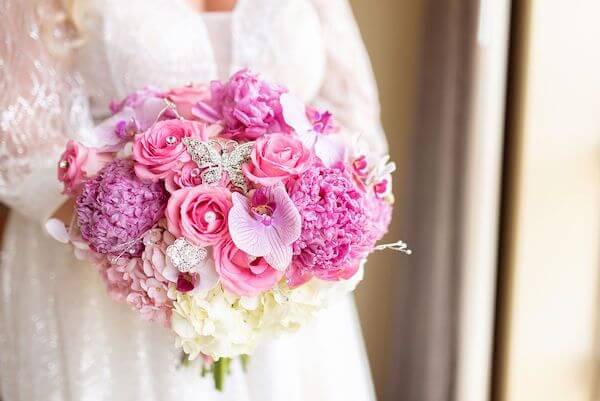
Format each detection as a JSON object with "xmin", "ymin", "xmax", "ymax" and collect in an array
[
  {"xmin": 315, "ymin": 135, "xmax": 348, "ymax": 167},
  {"xmin": 228, "ymin": 192, "xmax": 271, "ymax": 256},
  {"xmin": 263, "ymin": 229, "xmax": 293, "ymax": 271},
  {"xmin": 271, "ymin": 185, "xmax": 301, "ymax": 245},
  {"xmin": 280, "ymin": 93, "xmax": 312, "ymax": 134}
]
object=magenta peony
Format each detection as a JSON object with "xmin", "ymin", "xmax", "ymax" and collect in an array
[
  {"xmin": 76, "ymin": 159, "xmax": 168, "ymax": 257},
  {"xmin": 193, "ymin": 69, "xmax": 289, "ymax": 141},
  {"xmin": 289, "ymin": 166, "xmax": 371, "ymax": 282}
]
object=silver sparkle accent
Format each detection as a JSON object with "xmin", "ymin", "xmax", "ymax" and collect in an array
[
  {"xmin": 183, "ymin": 138, "xmax": 254, "ymax": 192},
  {"xmin": 166, "ymin": 135, "xmax": 178, "ymax": 145},
  {"xmin": 58, "ymin": 160, "xmax": 68, "ymax": 169},
  {"xmin": 374, "ymin": 240, "xmax": 412, "ymax": 255},
  {"xmin": 166, "ymin": 238, "xmax": 208, "ymax": 273}
]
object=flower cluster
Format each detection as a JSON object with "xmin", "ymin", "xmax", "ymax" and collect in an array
[{"xmin": 55, "ymin": 69, "xmax": 400, "ymax": 387}]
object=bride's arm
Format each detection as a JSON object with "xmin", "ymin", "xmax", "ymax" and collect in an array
[
  {"xmin": 0, "ymin": 0, "xmax": 91, "ymax": 224},
  {"xmin": 309, "ymin": 0, "xmax": 388, "ymax": 154}
]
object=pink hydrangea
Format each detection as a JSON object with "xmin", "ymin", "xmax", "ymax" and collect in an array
[
  {"xmin": 192, "ymin": 69, "xmax": 289, "ymax": 141},
  {"xmin": 97, "ymin": 257, "xmax": 172, "ymax": 326},
  {"xmin": 289, "ymin": 166, "xmax": 372, "ymax": 282},
  {"xmin": 76, "ymin": 159, "xmax": 168, "ymax": 257},
  {"xmin": 141, "ymin": 226, "xmax": 179, "ymax": 284}
]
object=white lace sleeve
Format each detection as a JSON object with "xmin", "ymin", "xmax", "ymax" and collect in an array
[
  {"xmin": 0, "ymin": 0, "xmax": 91, "ymax": 223},
  {"xmin": 310, "ymin": 0, "xmax": 388, "ymax": 154}
]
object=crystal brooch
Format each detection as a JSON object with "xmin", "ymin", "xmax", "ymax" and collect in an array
[
  {"xmin": 183, "ymin": 138, "xmax": 254, "ymax": 192},
  {"xmin": 166, "ymin": 238, "xmax": 208, "ymax": 273}
]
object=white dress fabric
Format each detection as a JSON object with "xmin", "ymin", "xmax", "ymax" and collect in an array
[{"xmin": 0, "ymin": 0, "xmax": 387, "ymax": 400}]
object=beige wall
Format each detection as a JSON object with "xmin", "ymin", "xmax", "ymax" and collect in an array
[
  {"xmin": 349, "ymin": 0, "xmax": 424, "ymax": 398},
  {"xmin": 496, "ymin": 0, "xmax": 600, "ymax": 400}
]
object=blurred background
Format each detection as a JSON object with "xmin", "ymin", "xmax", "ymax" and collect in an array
[
  {"xmin": 1, "ymin": 0, "xmax": 599, "ymax": 400},
  {"xmin": 347, "ymin": 0, "xmax": 600, "ymax": 400}
]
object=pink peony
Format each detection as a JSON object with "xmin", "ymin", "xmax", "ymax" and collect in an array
[
  {"xmin": 166, "ymin": 185, "xmax": 233, "ymax": 246},
  {"xmin": 133, "ymin": 120, "xmax": 213, "ymax": 181},
  {"xmin": 364, "ymin": 194, "xmax": 392, "ymax": 245},
  {"xmin": 76, "ymin": 159, "xmax": 167, "ymax": 257},
  {"xmin": 193, "ymin": 69, "xmax": 289, "ymax": 141},
  {"xmin": 289, "ymin": 166, "xmax": 371, "ymax": 282},
  {"xmin": 243, "ymin": 133, "xmax": 313, "ymax": 186},
  {"xmin": 214, "ymin": 237, "xmax": 282, "ymax": 296},
  {"xmin": 165, "ymin": 84, "xmax": 211, "ymax": 120},
  {"xmin": 58, "ymin": 140, "xmax": 112, "ymax": 195}
]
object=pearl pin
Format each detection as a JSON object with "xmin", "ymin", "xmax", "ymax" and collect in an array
[
  {"xmin": 58, "ymin": 160, "xmax": 69, "ymax": 169},
  {"xmin": 166, "ymin": 136, "xmax": 178, "ymax": 145},
  {"xmin": 204, "ymin": 211, "xmax": 216, "ymax": 223}
]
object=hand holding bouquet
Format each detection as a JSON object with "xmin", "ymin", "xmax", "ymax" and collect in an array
[{"xmin": 51, "ymin": 69, "xmax": 409, "ymax": 389}]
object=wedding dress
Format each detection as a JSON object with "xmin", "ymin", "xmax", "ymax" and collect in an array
[{"xmin": 0, "ymin": 0, "xmax": 387, "ymax": 400}]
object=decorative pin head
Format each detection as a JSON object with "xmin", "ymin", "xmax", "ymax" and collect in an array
[{"xmin": 166, "ymin": 238, "xmax": 208, "ymax": 273}]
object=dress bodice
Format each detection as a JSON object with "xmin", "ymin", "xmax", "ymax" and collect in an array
[{"xmin": 74, "ymin": 0, "xmax": 326, "ymax": 120}]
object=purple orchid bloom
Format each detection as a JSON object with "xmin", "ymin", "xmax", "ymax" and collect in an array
[
  {"xmin": 93, "ymin": 89, "xmax": 167, "ymax": 151},
  {"xmin": 228, "ymin": 185, "xmax": 301, "ymax": 271},
  {"xmin": 280, "ymin": 93, "xmax": 348, "ymax": 167}
]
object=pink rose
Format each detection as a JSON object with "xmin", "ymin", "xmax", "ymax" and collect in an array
[
  {"xmin": 214, "ymin": 237, "xmax": 282, "ymax": 296},
  {"xmin": 243, "ymin": 133, "xmax": 313, "ymax": 186},
  {"xmin": 166, "ymin": 84, "xmax": 211, "ymax": 121},
  {"xmin": 133, "ymin": 120, "xmax": 211, "ymax": 181},
  {"xmin": 57, "ymin": 140, "xmax": 112, "ymax": 195},
  {"xmin": 165, "ymin": 161, "xmax": 203, "ymax": 193},
  {"xmin": 166, "ymin": 185, "xmax": 232, "ymax": 246}
]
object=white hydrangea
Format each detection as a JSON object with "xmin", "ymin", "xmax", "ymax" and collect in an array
[{"xmin": 172, "ymin": 262, "xmax": 365, "ymax": 360}]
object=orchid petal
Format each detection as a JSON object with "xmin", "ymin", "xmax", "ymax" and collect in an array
[
  {"xmin": 315, "ymin": 134, "xmax": 348, "ymax": 167},
  {"xmin": 271, "ymin": 185, "xmax": 301, "ymax": 245},
  {"xmin": 228, "ymin": 192, "xmax": 271, "ymax": 256},
  {"xmin": 263, "ymin": 233, "xmax": 293, "ymax": 271},
  {"xmin": 193, "ymin": 258, "xmax": 220, "ymax": 296},
  {"xmin": 280, "ymin": 93, "xmax": 312, "ymax": 134},
  {"xmin": 298, "ymin": 130, "xmax": 317, "ymax": 150},
  {"xmin": 135, "ymin": 97, "xmax": 168, "ymax": 130},
  {"xmin": 91, "ymin": 107, "xmax": 136, "ymax": 148},
  {"xmin": 45, "ymin": 218, "xmax": 69, "ymax": 244}
]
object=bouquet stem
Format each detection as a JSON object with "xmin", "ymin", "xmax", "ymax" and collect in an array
[{"xmin": 212, "ymin": 357, "xmax": 231, "ymax": 391}]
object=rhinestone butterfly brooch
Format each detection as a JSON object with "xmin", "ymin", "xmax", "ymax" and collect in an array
[{"xmin": 183, "ymin": 138, "xmax": 254, "ymax": 192}]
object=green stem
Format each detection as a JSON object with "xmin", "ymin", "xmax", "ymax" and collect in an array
[
  {"xmin": 212, "ymin": 357, "xmax": 231, "ymax": 391},
  {"xmin": 240, "ymin": 354, "xmax": 250, "ymax": 372}
]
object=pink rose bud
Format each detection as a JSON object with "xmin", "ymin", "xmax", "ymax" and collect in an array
[{"xmin": 58, "ymin": 140, "xmax": 112, "ymax": 196}]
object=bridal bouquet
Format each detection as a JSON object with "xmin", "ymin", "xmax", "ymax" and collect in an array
[{"xmin": 51, "ymin": 69, "xmax": 409, "ymax": 389}]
